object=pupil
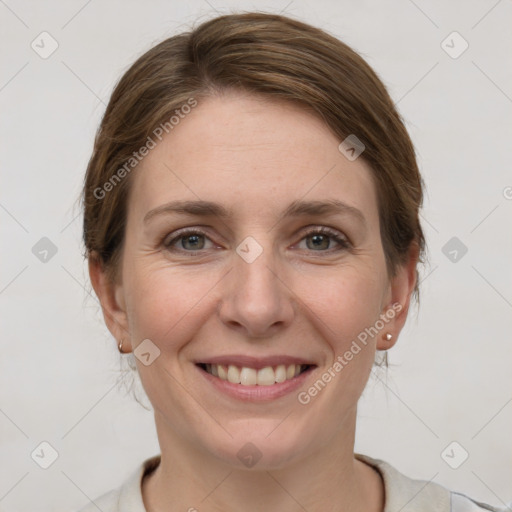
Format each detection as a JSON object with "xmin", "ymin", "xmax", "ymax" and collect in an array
[
  {"xmin": 309, "ymin": 234, "xmax": 328, "ymax": 250},
  {"xmin": 183, "ymin": 235, "xmax": 203, "ymax": 250}
]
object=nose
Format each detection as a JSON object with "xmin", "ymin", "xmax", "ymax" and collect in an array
[{"xmin": 218, "ymin": 242, "xmax": 295, "ymax": 339}]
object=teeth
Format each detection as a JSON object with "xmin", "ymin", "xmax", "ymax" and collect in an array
[
  {"xmin": 275, "ymin": 364, "xmax": 287, "ymax": 383},
  {"xmin": 227, "ymin": 365, "xmax": 241, "ymax": 384},
  {"xmin": 218, "ymin": 364, "xmax": 228, "ymax": 380},
  {"xmin": 240, "ymin": 367, "xmax": 257, "ymax": 385},
  {"xmin": 205, "ymin": 363, "xmax": 307, "ymax": 385},
  {"xmin": 257, "ymin": 367, "xmax": 275, "ymax": 386}
]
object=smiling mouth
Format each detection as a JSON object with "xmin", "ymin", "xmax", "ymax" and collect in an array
[{"xmin": 197, "ymin": 363, "xmax": 314, "ymax": 386}]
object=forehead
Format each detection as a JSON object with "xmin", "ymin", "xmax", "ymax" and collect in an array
[{"xmin": 129, "ymin": 93, "xmax": 379, "ymax": 227}]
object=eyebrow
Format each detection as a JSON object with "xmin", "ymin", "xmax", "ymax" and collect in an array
[{"xmin": 143, "ymin": 199, "xmax": 366, "ymax": 226}]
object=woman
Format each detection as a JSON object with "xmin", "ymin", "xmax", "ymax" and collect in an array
[{"xmin": 79, "ymin": 12, "xmax": 503, "ymax": 512}]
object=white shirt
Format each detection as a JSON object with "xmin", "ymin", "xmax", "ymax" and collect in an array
[{"xmin": 76, "ymin": 453, "xmax": 505, "ymax": 511}]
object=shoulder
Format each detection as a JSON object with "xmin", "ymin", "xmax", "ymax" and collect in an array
[
  {"xmin": 451, "ymin": 492, "xmax": 507, "ymax": 512},
  {"xmin": 74, "ymin": 455, "xmax": 161, "ymax": 512},
  {"xmin": 355, "ymin": 453, "xmax": 505, "ymax": 512},
  {"xmin": 74, "ymin": 453, "xmax": 505, "ymax": 512}
]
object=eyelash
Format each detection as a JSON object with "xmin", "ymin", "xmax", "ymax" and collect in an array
[{"xmin": 162, "ymin": 226, "xmax": 351, "ymax": 255}]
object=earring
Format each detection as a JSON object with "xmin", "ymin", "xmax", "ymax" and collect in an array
[
  {"xmin": 118, "ymin": 339, "xmax": 124, "ymax": 353},
  {"xmin": 384, "ymin": 333, "xmax": 393, "ymax": 341}
]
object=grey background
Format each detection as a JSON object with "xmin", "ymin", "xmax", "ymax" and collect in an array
[{"xmin": 1, "ymin": 0, "xmax": 511, "ymax": 510}]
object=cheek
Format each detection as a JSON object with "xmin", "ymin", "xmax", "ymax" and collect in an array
[
  {"xmin": 124, "ymin": 261, "xmax": 222, "ymax": 350},
  {"xmin": 289, "ymin": 267, "xmax": 385, "ymax": 423},
  {"xmin": 124, "ymin": 258, "xmax": 386, "ymax": 352},
  {"xmin": 297, "ymin": 264, "xmax": 385, "ymax": 349}
]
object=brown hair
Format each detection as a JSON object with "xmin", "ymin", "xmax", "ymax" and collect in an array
[{"xmin": 82, "ymin": 12, "xmax": 426, "ymax": 302}]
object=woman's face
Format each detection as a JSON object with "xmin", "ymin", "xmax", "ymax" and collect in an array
[{"xmin": 94, "ymin": 92, "xmax": 416, "ymax": 469}]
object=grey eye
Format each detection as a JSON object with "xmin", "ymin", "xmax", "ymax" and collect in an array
[
  {"xmin": 306, "ymin": 233, "xmax": 332, "ymax": 250},
  {"xmin": 180, "ymin": 234, "xmax": 206, "ymax": 250}
]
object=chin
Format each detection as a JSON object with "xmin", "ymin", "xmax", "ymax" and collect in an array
[{"xmin": 202, "ymin": 420, "xmax": 310, "ymax": 471}]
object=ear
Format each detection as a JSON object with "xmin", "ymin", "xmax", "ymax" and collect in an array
[
  {"xmin": 88, "ymin": 253, "xmax": 131, "ymax": 352},
  {"xmin": 377, "ymin": 242, "xmax": 420, "ymax": 351}
]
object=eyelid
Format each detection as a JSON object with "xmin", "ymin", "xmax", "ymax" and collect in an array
[
  {"xmin": 162, "ymin": 225, "xmax": 351, "ymax": 253},
  {"xmin": 296, "ymin": 225, "xmax": 351, "ymax": 250},
  {"xmin": 163, "ymin": 227, "xmax": 214, "ymax": 248}
]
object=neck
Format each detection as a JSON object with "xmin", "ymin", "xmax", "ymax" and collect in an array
[{"xmin": 142, "ymin": 410, "xmax": 384, "ymax": 512}]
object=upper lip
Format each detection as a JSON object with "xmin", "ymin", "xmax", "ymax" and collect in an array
[{"xmin": 195, "ymin": 355, "xmax": 317, "ymax": 370}]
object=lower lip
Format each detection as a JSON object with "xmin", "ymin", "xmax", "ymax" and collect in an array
[{"xmin": 197, "ymin": 365, "xmax": 315, "ymax": 402}]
